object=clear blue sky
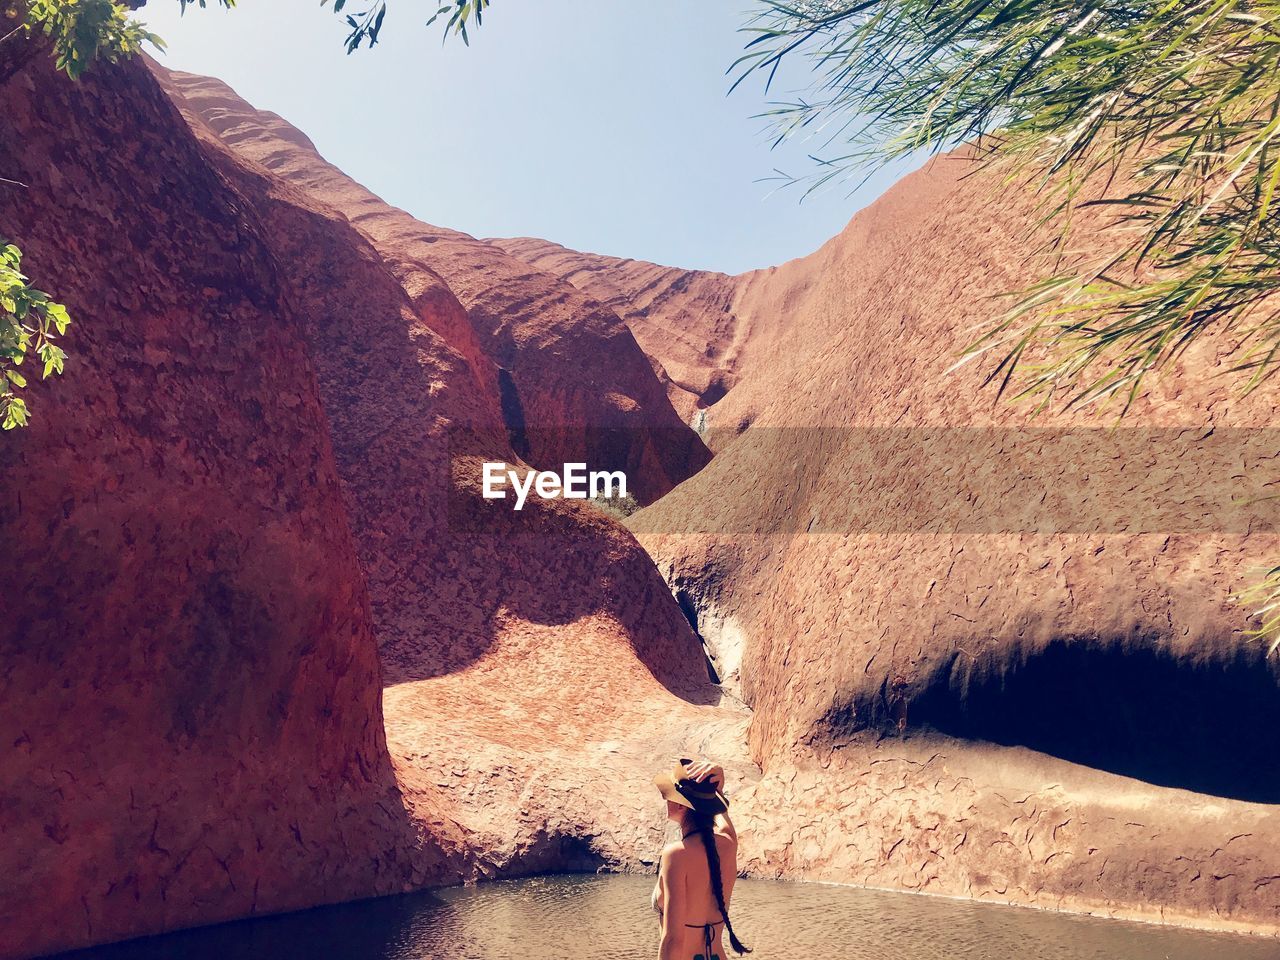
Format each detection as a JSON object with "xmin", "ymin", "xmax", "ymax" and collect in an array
[{"xmin": 139, "ymin": 0, "xmax": 919, "ymax": 274}]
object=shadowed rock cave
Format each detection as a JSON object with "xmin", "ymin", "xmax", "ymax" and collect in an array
[
  {"xmin": 675, "ymin": 587, "xmax": 722, "ymax": 684},
  {"xmin": 496, "ymin": 367, "xmax": 531, "ymax": 461},
  {"xmin": 897, "ymin": 640, "xmax": 1280, "ymax": 804}
]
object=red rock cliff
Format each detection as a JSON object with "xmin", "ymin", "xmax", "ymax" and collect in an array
[
  {"xmin": 620, "ymin": 156, "xmax": 1280, "ymax": 933},
  {"xmin": 0, "ymin": 44, "xmax": 732, "ymax": 960},
  {"xmin": 6, "ymin": 27, "xmax": 1280, "ymax": 957},
  {"xmin": 489, "ymin": 237, "xmax": 742, "ymax": 422},
  {"xmin": 155, "ymin": 65, "xmax": 711, "ymax": 505},
  {"xmin": 0, "ymin": 48, "xmax": 450, "ymax": 960}
]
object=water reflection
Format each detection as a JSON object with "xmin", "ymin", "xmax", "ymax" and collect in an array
[{"xmin": 50, "ymin": 874, "xmax": 1276, "ymax": 960}]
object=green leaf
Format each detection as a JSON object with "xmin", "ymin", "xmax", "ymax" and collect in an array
[
  {"xmin": 38, "ymin": 343, "xmax": 66, "ymax": 378},
  {"xmin": 46, "ymin": 302, "xmax": 71, "ymax": 334},
  {"xmin": 2, "ymin": 396, "xmax": 29, "ymax": 430}
]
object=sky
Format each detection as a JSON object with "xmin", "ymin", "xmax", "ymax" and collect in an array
[{"xmin": 139, "ymin": 0, "xmax": 921, "ymax": 275}]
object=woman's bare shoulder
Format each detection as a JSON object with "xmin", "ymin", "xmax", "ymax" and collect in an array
[{"xmin": 661, "ymin": 839, "xmax": 693, "ymax": 864}]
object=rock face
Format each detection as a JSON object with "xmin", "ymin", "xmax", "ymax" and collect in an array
[
  {"xmin": 152, "ymin": 58, "xmax": 741, "ymax": 910},
  {"xmin": 5, "ymin": 28, "xmax": 1280, "ymax": 959},
  {"xmin": 0, "ymin": 45, "xmax": 447, "ymax": 960},
  {"xmin": 605, "ymin": 157, "xmax": 1280, "ymax": 933},
  {"xmin": 488, "ymin": 237, "xmax": 742, "ymax": 422},
  {"xmin": 1, "ymin": 45, "xmax": 727, "ymax": 960},
  {"xmin": 491, "ymin": 210, "xmax": 902, "ymax": 449},
  {"xmin": 155, "ymin": 65, "xmax": 711, "ymax": 505}
]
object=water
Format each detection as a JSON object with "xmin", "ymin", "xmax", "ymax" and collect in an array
[{"xmin": 52, "ymin": 874, "xmax": 1276, "ymax": 960}]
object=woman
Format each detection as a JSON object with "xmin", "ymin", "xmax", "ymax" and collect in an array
[{"xmin": 651, "ymin": 758, "xmax": 751, "ymax": 960}]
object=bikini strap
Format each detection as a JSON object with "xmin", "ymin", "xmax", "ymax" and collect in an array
[{"xmin": 682, "ymin": 921, "xmax": 721, "ymax": 959}]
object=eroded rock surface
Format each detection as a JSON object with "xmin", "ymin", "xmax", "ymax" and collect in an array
[
  {"xmin": 5, "ymin": 32, "xmax": 1278, "ymax": 959},
  {"xmin": 625, "ymin": 157, "xmax": 1280, "ymax": 933},
  {"xmin": 152, "ymin": 55, "xmax": 742, "ymax": 916},
  {"xmin": 0, "ymin": 48, "xmax": 448, "ymax": 960},
  {"xmin": 489, "ymin": 237, "xmax": 742, "ymax": 422},
  {"xmin": 156, "ymin": 65, "xmax": 711, "ymax": 505},
  {"xmin": 1, "ymin": 47, "xmax": 731, "ymax": 960}
]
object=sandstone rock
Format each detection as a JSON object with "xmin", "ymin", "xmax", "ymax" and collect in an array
[
  {"xmin": 627, "ymin": 155, "xmax": 1280, "ymax": 932},
  {"xmin": 489, "ymin": 237, "xmax": 741, "ymax": 424},
  {"xmin": 150, "ymin": 61, "xmax": 741, "ymax": 927},
  {"xmin": 5, "ymin": 30, "xmax": 1278, "ymax": 957},
  {"xmin": 154, "ymin": 64, "xmax": 711, "ymax": 505},
  {"xmin": 0, "ymin": 52, "xmax": 449, "ymax": 959},
  {"xmin": 0, "ymin": 49, "xmax": 730, "ymax": 960}
]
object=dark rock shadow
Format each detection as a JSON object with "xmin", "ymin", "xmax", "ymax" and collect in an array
[
  {"xmin": 899, "ymin": 638, "xmax": 1280, "ymax": 803},
  {"xmin": 41, "ymin": 890, "xmax": 442, "ymax": 960},
  {"xmin": 192, "ymin": 139, "xmax": 714, "ymax": 704}
]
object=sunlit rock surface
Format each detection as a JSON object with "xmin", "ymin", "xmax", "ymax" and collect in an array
[
  {"xmin": 155, "ymin": 64, "xmax": 711, "ymax": 506},
  {"xmin": 2, "ymin": 32, "xmax": 1278, "ymax": 959},
  {"xmin": 488, "ymin": 237, "xmax": 742, "ymax": 423},
  {"xmin": 0, "ymin": 47, "xmax": 448, "ymax": 960},
  {"xmin": 0, "ymin": 48, "xmax": 729, "ymax": 959},
  {"xmin": 612, "ymin": 158, "xmax": 1280, "ymax": 933}
]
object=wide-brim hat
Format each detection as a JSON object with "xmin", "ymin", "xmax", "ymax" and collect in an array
[{"xmin": 653, "ymin": 760, "xmax": 729, "ymax": 815}]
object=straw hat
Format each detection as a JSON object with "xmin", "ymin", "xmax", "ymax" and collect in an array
[{"xmin": 653, "ymin": 759, "xmax": 729, "ymax": 815}]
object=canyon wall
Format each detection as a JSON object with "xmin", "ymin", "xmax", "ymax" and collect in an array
[
  {"xmin": 155, "ymin": 64, "xmax": 711, "ymax": 505},
  {"xmin": 624, "ymin": 159, "xmax": 1280, "ymax": 932},
  {"xmin": 0, "ymin": 44, "xmax": 728, "ymax": 960},
  {"xmin": 489, "ymin": 237, "xmax": 742, "ymax": 421},
  {"xmin": 508, "ymin": 158, "xmax": 1280, "ymax": 933},
  {"xmin": 0, "ymin": 45, "xmax": 442, "ymax": 960},
  {"xmin": 5, "ymin": 26, "xmax": 1280, "ymax": 957},
  {"xmin": 151, "ymin": 58, "xmax": 744, "ymax": 910}
]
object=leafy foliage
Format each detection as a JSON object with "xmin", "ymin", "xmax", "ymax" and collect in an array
[
  {"xmin": 588, "ymin": 491, "xmax": 642, "ymax": 520},
  {"xmin": 1234, "ymin": 565, "xmax": 1280, "ymax": 655},
  {"xmin": 333, "ymin": 0, "xmax": 491, "ymax": 52},
  {"xmin": 18, "ymin": 0, "xmax": 162, "ymax": 78},
  {"xmin": 0, "ymin": 242, "xmax": 69, "ymax": 430},
  {"xmin": 428, "ymin": 0, "xmax": 491, "ymax": 46},
  {"xmin": 323, "ymin": 0, "xmax": 388, "ymax": 53}
]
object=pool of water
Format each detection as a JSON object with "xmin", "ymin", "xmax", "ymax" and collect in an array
[{"xmin": 52, "ymin": 874, "xmax": 1276, "ymax": 960}]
